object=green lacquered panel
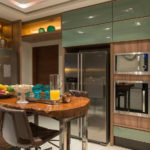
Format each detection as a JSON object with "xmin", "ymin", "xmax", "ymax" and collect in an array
[
  {"xmin": 114, "ymin": 126, "xmax": 150, "ymax": 143},
  {"xmin": 113, "ymin": 16, "xmax": 150, "ymax": 42},
  {"xmin": 113, "ymin": 0, "xmax": 150, "ymax": 21},
  {"xmin": 62, "ymin": 23, "xmax": 112, "ymax": 47},
  {"xmin": 62, "ymin": 2, "xmax": 112, "ymax": 30}
]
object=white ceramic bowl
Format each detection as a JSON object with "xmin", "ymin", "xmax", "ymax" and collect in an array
[{"xmin": 14, "ymin": 84, "xmax": 33, "ymax": 104}]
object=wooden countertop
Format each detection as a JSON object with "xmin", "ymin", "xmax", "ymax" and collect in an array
[{"xmin": 0, "ymin": 97, "xmax": 90, "ymax": 119}]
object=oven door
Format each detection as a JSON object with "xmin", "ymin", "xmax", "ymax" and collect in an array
[
  {"xmin": 129, "ymin": 83, "xmax": 148, "ymax": 114},
  {"xmin": 115, "ymin": 81, "xmax": 149, "ymax": 114}
]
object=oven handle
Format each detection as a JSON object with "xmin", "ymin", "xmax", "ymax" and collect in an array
[{"xmin": 142, "ymin": 90, "xmax": 146, "ymax": 113}]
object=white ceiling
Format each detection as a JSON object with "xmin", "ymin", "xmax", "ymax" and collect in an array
[{"xmin": 0, "ymin": 0, "xmax": 111, "ymax": 22}]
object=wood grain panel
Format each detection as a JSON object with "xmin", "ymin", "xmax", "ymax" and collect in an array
[
  {"xmin": 0, "ymin": 97, "xmax": 90, "ymax": 120},
  {"xmin": 22, "ymin": 30, "xmax": 62, "ymax": 43},
  {"xmin": 114, "ymin": 113, "xmax": 138, "ymax": 129},
  {"xmin": 112, "ymin": 41, "xmax": 138, "ymax": 53},
  {"xmin": 110, "ymin": 43, "xmax": 114, "ymax": 145},
  {"xmin": 138, "ymin": 117, "xmax": 150, "ymax": 132},
  {"xmin": 138, "ymin": 40, "xmax": 150, "ymax": 52},
  {"xmin": 114, "ymin": 74, "xmax": 150, "ymax": 81},
  {"xmin": 113, "ymin": 40, "xmax": 150, "ymax": 53},
  {"xmin": 33, "ymin": 45, "xmax": 58, "ymax": 85},
  {"xmin": 111, "ymin": 39, "xmax": 150, "ymax": 145},
  {"xmin": 2, "ymin": 23, "xmax": 12, "ymax": 48},
  {"xmin": 12, "ymin": 20, "xmax": 22, "ymax": 83}
]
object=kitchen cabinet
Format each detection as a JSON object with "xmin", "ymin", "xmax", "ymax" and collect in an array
[
  {"xmin": 62, "ymin": 23, "xmax": 112, "ymax": 47},
  {"xmin": 113, "ymin": 0, "xmax": 150, "ymax": 21},
  {"xmin": 113, "ymin": 16, "xmax": 150, "ymax": 42},
  {"xmin": 114, "ymin": 126, "xmax": 150, "ymax": 143},
  {"xmin": 62, "ymin": 2, "xmax": 112, "ymax": 30}
]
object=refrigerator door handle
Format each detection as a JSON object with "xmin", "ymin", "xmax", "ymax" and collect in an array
[
  {"xmin": 80, "ymin": 53, "xmax": 83, "ymax": 91},
  {"xmin": 77, "ymin": 53, "xmax": 80, "ymax": 90}
]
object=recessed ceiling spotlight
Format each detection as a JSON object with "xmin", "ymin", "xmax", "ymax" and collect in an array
[
  {"xmin": 77, "ymin": 31, "xmax": 84, "ymax": 34},
  {"xmin": 123, "ymin": 7, "xmax": 133, "ymax": 13},
  {"xmin": 135, "ymin": 22, "xmax": 141, "ymax": 26},
  {"xmin": 106, "ymin": 36, "xmax": 111, "ymax": 39},
  {"xmin": 88, "ymin": 16, "xmax": 95, "ymax": 19},
  {"xmin": 104, "ymin": 27, "xmax": 111, "ymax": 31}
]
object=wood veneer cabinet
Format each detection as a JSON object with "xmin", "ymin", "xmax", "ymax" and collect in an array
[
  {"xmin": 110, "ymin": 40, "xmax": 150, "ymax": 145},
  {"xmin": 114, "ymin": 113, "xmax": 150, "ymax": 132}
]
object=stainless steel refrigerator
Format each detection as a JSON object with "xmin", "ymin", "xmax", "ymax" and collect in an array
[
  {"xmin": 64, "ymin": 50, "xmax": 109, "ymax": 144},
  {"xmin": 0, "ymin": 48, "xmax": 18, "ymax": 85}
]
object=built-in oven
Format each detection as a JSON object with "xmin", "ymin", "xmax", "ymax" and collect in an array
[
  {"xmin": 115, "ymin": 81, "xmax": 150, "ymax": 115},
  {"xmin": 115, "ymin": 52, "xmax": 150, "ymax": 74}
]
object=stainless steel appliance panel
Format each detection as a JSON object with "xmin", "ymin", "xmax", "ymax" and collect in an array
[
  {"xmin": 82, "ymin": 51, "xmax": 108, "ymax": 143},
  {"xmin": 64, "ymin": 53, "xmax": 79, "ymax": 137},
  {"xmin": 115, "ymin": 52, "xmax": 150, "ymax": 75},
  {"xmin": 0, "ymin": 49, "xmax": 18, "ymax": 84},
  {"xmin": 115, "ymin": 81, "xmax": 149, "ymax": 114}
]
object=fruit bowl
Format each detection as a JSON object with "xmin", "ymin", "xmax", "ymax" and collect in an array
[
  {"xmin": 0, "ymin": 84, "xmax": 15, "ymax": 98},
  {"xmin": 14, "ymin": 84, "xmax": 33, "ymax": 104},
  {"xmin": 0, "ymin": 92, "xmax": 15, "ymax": 98}
]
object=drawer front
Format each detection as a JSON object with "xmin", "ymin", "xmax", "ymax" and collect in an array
[
  {"xmin": 114, "ymin": 126, "xmax": 150, "ymax": 143},
  {"xmin": 62, "ymin": 2, "xmax": 112, "ymax": 30},
  {"xmin": 62, "ymin": 23, "xmax": 112, "ymax": 47},
  {"xmin": 113, "ymin": 0, "xmax": 150, "ymax": 21},
  {"xmin": 113, "ymin": 16, "xmax": 150, "ymax": 42}
]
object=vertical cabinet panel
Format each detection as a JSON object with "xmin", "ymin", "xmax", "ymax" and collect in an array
[
  {"xmin": 113, "ymin": 0, "xmax": 150, "ymax": 21},
  {"xmin": 113, "ymin": 17, "xmax": 150, "ymax": 42},
  {"xmin": 62, "ymin": 2, "xmax": 112, "ymax": 30},
  {"xmin": 62, "ymin": 23, "xmax": 112, "ymax": 47}
]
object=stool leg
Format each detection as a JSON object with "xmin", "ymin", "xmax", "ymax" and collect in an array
[{"xmin": 82, "ymin": 113, "xmax": 88, "ymax": 150}]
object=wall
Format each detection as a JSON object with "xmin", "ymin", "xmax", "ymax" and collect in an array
[{"xmin": 21, "ymin": 39, "xmax": 63, "ymax": 84}]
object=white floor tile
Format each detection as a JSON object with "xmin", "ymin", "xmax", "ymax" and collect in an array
[{"xmin": 28, "ymin": 116, "xmax": 131, "ymax": 150}]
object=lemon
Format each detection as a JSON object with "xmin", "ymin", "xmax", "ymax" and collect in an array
[{"xmin": 0, "ymin": 84, "xmax": 6, "ymax": 91}]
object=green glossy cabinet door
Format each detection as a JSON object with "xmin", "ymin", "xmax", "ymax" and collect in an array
[
  {"xmin": 62, "ymin": 23, "xmax": 112, "ymax": 47},
  {"xmin": 62, "ymin": 2, "xmax": 112, "ymax": 30},
  {"xmin": 113, "ymin": 16, "xmax": 150, "ymax": 42},
  {"xmin": 113, "ymin": 0, "xmax": 150, "ymax": 21}
]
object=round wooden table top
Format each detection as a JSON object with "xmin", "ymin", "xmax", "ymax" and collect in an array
[{"xmin": 0, "ymin": 97, "xmax": 90, "ymax": 119}]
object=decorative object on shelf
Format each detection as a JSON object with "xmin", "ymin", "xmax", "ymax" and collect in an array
[
  {"xmin": 38, "ymin": 28, "xmax": 45, "ymax": 33},
  {"xmin": 47, "ymin": 26, "xmax": 55, "ymax": 32},
  {"xmin": 0, "ymin": 38, "xmax": 7, "ymax": 48},
  {"xmin": 14, "ymin": 84, "xmax": 33, "ymax": 104}
]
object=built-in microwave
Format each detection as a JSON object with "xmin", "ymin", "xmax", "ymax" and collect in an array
[
  {"xmin": 114, "ymin": 81, "xmax": 150, "ymax": 116},
  {"xmin": 115, "ymin": 52, "xmax": 150, "ymax": 74}
]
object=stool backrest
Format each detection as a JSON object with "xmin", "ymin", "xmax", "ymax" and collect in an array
[{"xmin": 0, "ymin": 106, "xmax": 33, "ymax": 148}]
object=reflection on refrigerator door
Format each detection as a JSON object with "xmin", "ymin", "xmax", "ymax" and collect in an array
[
  {"xmin": 82, "ymin": 52, "xmax": 108, "ymax": 143},
  {"xmin": 65, "ymin": 50, "xmax": 109, "ymax": 144}
]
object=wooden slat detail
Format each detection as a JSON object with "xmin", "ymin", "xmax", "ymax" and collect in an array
[{"xmin": 114, "ymin": 113, "xmax": 138, "ymax": 129}]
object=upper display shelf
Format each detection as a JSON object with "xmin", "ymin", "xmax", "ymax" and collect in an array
[{"xmin": 22, "ymin": 16, "xmax": 61, "ymax": 36}]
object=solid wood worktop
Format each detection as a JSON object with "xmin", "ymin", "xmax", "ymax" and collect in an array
[{"xmin": 0, "ymin": 97, "xmax": 90, "ymax": 119}]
